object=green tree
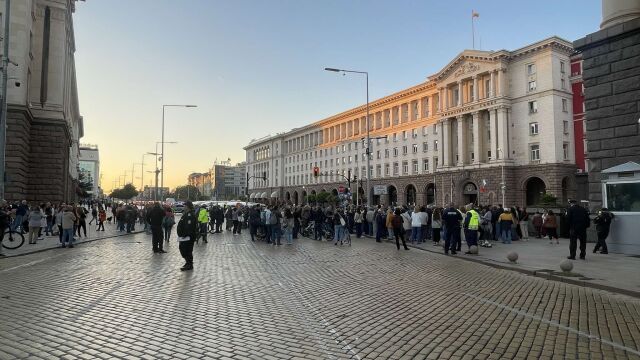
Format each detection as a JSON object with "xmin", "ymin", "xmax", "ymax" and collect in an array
[
  {"xmin": 306, "ymin": 194, "xmax": 317, "ymax": 204},
  {"xmin": 109, "ymin": 183, "xmax": 139, "ymax": 200},
  {"xmin": 172, "ymin": 185, "xmax": 202, "ymax": 201}
]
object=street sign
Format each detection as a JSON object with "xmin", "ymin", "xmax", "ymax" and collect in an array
[
  {"xmin": 338, "ymin": 185, "xmax": 346, "ymax": 193},
  {"xmin": 373, "ymin": 185, "xmax": 387, "ymax": 195}
]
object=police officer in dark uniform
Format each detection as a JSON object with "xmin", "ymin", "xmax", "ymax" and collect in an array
[
  {"xmin": 566, "ymin": 199, "xmax": 590, "ymax": 260},
  {"xmin": 178, "ymin": 201, "xmax": 198, "ymax": 271},
  {"xmin": 593, "ymin": 208, "xmax": 613, "ymax": 254},
  {"xmin": 442, "ymin": 203, "xmax": 462, "ymax": 255}
]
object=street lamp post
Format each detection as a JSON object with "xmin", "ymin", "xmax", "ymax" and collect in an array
[
  {"xmin": 325, "ymin": 67, "xmax": 369, "ymax": 207},
  {"xmin": 161, "ymin": 104, "xmax": 196, "ymax": 196},
  {"xmin": 497, "ymin": 148, "xmax": 505, "ymax": 206}
]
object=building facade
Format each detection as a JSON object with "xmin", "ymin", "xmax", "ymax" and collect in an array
[
  {"xmin": 245, "ymin": 37, "xmax": 578, "ymax": 208},
  {"xmin": 2, "ymin": 0, "xmax": 83, "ymax": 203},
  {"xmin": 188, "ymin": 162, "xmax": 247, "ymax": 200},
  {"xmin": 78, "ymin": 144, "xmax": 99, "ymax": 198}
]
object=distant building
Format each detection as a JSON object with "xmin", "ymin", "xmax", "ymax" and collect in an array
[
  {"xmin": 188, "ymin": 161, "xmax": 247, "ymax": 200},
  {"xmin": 3, "ymin": 0, "xmax": 84, "ymax": 203},
  {"xmin": 78, "ymin": 144, "xmax": 100, "ymax": 198}
]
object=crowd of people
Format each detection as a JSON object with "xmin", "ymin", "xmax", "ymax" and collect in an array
[{"xmin": 0, "ymin": 197, "xmax": 614, "ymax": 267}]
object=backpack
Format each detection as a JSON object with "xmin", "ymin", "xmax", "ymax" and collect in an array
[
  {"xmin": 176, "ymin": 216, "xmax": 187, "ymax": 237},
  {"xmin": 269, "ymin": 212, "xmax": 279, "ymax": 225},
  {"xmin": 392, "ymin": 214, "xmax": 402, "ymax": 228}
]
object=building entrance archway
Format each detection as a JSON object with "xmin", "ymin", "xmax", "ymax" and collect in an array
[
  {"xmin": 405, "ymin": 185, "xmax": 417, "ymax": 206},
  {"xmin": 388, "ymin": 185, "xmax": 397, "ymax": 205},
  {"xmin": 425, "ymin": 183, "xmax": 435, "ymax": 205},
  {"xmin": 462, "ymin": 182, "xmax": 478, "ymax": 205},
  {"xmin": 526, "ymin": 177, "xmax": 547, "ymax": 206}
]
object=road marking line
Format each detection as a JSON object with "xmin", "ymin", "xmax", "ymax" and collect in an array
[
  {"xmin": 464, "ymin": 292, "xmax": 640, "ymax": 356},
  {"xmin": 0, "ymin": 253, "xmax": 66, "ymax": 273}
]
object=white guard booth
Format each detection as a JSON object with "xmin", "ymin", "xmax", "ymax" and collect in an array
[{"xmin": 601, "ymin": 161, "xmax": 640, "ymax": 255}]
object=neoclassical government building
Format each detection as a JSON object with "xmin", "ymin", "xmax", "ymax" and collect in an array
[{"xmin": 244, "ymin": 37, "xmax": 578, "ymax": 207}]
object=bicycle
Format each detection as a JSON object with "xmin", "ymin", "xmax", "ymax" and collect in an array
[{"xmin": 1, "ymin": 229, "xmax": 25, "ymax": 250}]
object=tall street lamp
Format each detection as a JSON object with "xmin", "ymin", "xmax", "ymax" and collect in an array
[
  {"xmin": 325, "ymin": 67, "xmax": 370, "ymax": 206},
  {"xmin": 497, "ymin": 148, "xmax": 506, "ymax": 206},
  {"xmin": 155, "ymin": 141, "xmax": 177, "ymax": 200},
  {"xmin": 161, "ymin": 104, "xmax": 196, "ymax": 196}
]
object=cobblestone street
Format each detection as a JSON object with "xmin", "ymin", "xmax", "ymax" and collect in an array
[{"xmin": 1, "ymin": 230, "xmax": 640, "ymax": 360}]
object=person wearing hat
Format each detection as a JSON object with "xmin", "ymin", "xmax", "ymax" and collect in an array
[{"xmin": 566, "ymin": 199, "xmax": 590, "ymax": 260}]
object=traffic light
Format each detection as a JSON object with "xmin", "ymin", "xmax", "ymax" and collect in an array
[{"xmin": 313, "ymin": 167, "xmax": 320, "ymax": 177}]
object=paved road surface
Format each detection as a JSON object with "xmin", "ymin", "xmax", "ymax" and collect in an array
[{"xmin": 0, "ymin": 230, "xmax": 639, "ymax": 359}]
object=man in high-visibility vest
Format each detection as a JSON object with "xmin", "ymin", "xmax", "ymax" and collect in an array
[
  {"xmin": 463, "ymin": 203, "xmax": 480, "ymax": 254},
  {"xmin": 197, "ymin": 205, "xmax": 210, "ymax": 243}
]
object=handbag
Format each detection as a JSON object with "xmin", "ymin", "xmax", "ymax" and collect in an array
[{"xmin": 339, "ymin": 215, "xmax": 346, "ymax": 227}]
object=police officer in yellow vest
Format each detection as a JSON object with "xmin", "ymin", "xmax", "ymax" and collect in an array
[
  {"xmin": 463, "ymin": 204, "xmax": 480, "ymax": 254},
  {"xmin": 197, "ymin": 205, "xmax": 210, "ymax": 243}
]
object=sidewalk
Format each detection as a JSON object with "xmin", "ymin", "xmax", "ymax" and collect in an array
[
  {"xmin": 404, "ymin": 236, "xmax": 640, "ymax": 298},
  {"xmin": 1, "ymin": 222, "xmax": 143, "ymax": 257},
  {"xmin": 359, "ymin": 231, "xmax": 640, "ymax": 297}
]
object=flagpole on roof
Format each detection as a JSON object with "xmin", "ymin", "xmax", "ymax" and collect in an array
[{"xmin": 472, "ymin": 10, "xmax": 480, "ymax": 49}]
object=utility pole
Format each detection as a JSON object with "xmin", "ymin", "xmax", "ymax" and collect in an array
[{"xmin": 0, "ymin": 0, "xmax": 11, "ymax": 199}]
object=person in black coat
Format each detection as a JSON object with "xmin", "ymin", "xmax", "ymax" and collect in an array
[
  {"xmin": 147, "ymin": 203, "xmax": 166, "ymax": 253},
  {"xmin": 593, "ymin": 208, "xmax": 613, "ymax": 254},
  {"xmin": 566, "ymin": 200, "xmax": 590, "ymax": 260}
]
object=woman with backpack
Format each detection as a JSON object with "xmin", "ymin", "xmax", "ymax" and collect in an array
[
  {"xmin": 163, "ymin": 208, "xmax": 176, "ymax": 242},
  {"xmin": 392, "ymin": 208, "xmax": 409, "ymax": 250}
]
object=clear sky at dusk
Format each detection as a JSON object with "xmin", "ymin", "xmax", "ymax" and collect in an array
[{"xmin": 73, "ymin": 0, "xmax": 601, "ymax": 192}]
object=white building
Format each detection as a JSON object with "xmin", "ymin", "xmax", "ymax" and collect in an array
[
  {"xmin": 78, "ymin": 144, "xmax": 99, "ymax": 198},
  {"xmin": 245, "ymin": 37, "xmax": 577, "ymax": 207}
]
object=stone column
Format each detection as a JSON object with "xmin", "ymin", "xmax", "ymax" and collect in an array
[
  {"xmin": 489, "ymin": 108, "xmax": 498, "ymax": 161},
  {"xmin": 438, "ymin": 121, "xmax": 445, "ymax": 167},
  {"xmin": 490, "ymin": 71, "xmax": 496, "ymax": 98},
  {"xmin": 497, "ymin": 107, "xmax": 509, "ymax": 159},
  {"xmin": 457, "ymin": 115, "xmax": 466, "ymax": 165},
  {"xmin": 601, "ymin": 0, "xmax": 640, "ymax": 29},
  {"xmin": 438, "ymin": 88, "xmax": 444, "ymax": 111},
  {"xmin": 497, "ymin": 69, "xmax": 503, "ymax": 97},
  {"xmin": 472, "ymin": 76, "xmax": 478, "ymax": 102},
  {"xmin": 472, "ymin": 112, "xmax": 481, "ymax": 164},
  {"xmin": 416, "ymin": 99, "xmax": 422, "ymax": 120},
  {"xmin": 457, "ymin": 81, "xmax": 463, "ymax": 106},
  {"xmin": 443, "ymin": 119, "xmax": 452, "ymax": 167}
]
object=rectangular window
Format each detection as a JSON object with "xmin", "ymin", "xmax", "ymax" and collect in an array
[
  {"xmin": 393, "ymin": 133, "xmax": 398, "ymax": 142},
  {"xmin": 563, "ymin": 120, "xmax": 569, "ymax": 134},
  {"xmin": 402, "ymin": 161, "xmax": 409, "ymax": 175},
  {"xmin": 376, "ymin": 165, "xmax": 382, "ymax": 177},
  {"xmin": 434, "ymin": 140, "xmax": 439, "ymax": 151},
  {"xmin": 562, "ymin": 98, "xmax": 568, "ymax": 112},
  {"xmin": 560, "ymin": 61, "xmax": 565, "ymax": 73},
  {"xmin": 527, "ymin": 63, "xmax": 536, "ymax": 75},
  {"xmin": 423, "ymin": 142, "xmax": 428, "ymax": 152},
  {"xmin": 423, "ymin": 159, "xmax": 429, "ymax": 172},
  {"xmin": 412, "ymin": 144, "xmax": 418, "ymax": 154},
  {"xmin": 412, "ymin": 128, "xmax": 418, "ymax": 138},
  {"xmin": 402, "ymin": 146, "xmax": 408, "ymax": 155},
  {"xmin": 529, "ymin": 101, "xmax": 538, "ymax": 114},
  {"xmin": 433, "ymin": 124, "xmax": 438, "ymax": 134},
  {"xmin": 393, "ymin": 162, "xmax": 399, "ymax": 175},
  {"xmin": 385, "ymin": 149, "xmax": 389, "ymax": 158},
  {"xmin": 563, "ymin": 143, "xmax": 569, "ymax": 160},
  {"xmin": 348, "ymin": 156, "xmax": 352, "ymax": 164},
  {"xmin": 528, "ymin": 80, "xmax": 537, "ymax": 91},
  {"xmin": 530, "ymin": 144, "xmax": 540, "ymax": 161},
  {"xmin": 385, "ymin": 164, "xmax": 390, "ymax": 176},
  {"xmin": 393, "ymin": 147, "xmax": 398, "ymax": 157},
  {"xmin": 530, "ymin": 122, "xmax": 539, "ymax": 135},
  {"xmin": 606, "ymin": 183, "xmax": 640, "ymax": 212},
  {"xmin": 412, "ymin": 160, "xmax": 419, "ymax": 174},
  {"xmin": 435, "ymin": 157, "xmax": 439, "ymax": 167},
  {"xmin": 561, "ymin": 78, "xmax": 566, "ymax": 89},
  {"xmin": 403, "ymin": 131, "xmax": 408, "ymax": 140},
  {"xmin": 422, "ymin": 126, "xmax": 428, "ymax": 136}
]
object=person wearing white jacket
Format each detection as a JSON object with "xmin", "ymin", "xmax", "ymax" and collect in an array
[{"xmin": 410, "ymin": 206, "xmax": 427, "ymax": 243}]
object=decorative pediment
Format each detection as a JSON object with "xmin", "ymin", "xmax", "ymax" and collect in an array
[{"xmin": 453, "ymin": 62, "xmax": 481, "ymax": 78}]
